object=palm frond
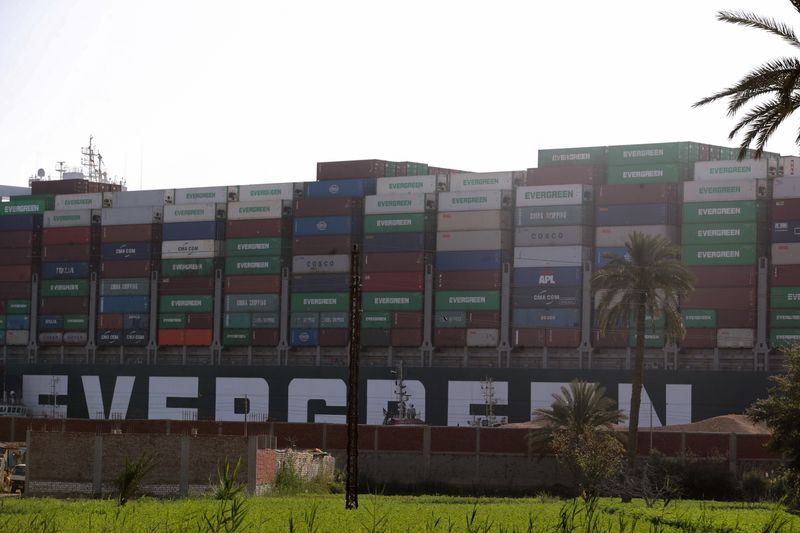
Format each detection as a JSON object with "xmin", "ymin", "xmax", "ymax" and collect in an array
[
  {"xmin": 693, "ymin": 57, "xmax": 800, "ymax": 110},
  {"xmin": 717, "ymin": 10, "xmax": 800, "ymax": 49}
]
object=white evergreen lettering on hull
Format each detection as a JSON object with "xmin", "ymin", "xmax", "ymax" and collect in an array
[
  {"xmin": 22, "ymin": 375, "xmax": 68, "ymax": 418},
  {"xmin": 530, "ymin": 382, "xmax": 574, "ymax": 416},
  {"xmin": 365, "ymin": 380, "xmax": 426, "ymax": 425},
  {"xmin": 287, "ymin": 378, "xmax": 346, "ymax": 424},
  {"xmin": 148, "ymin": 377, "xmax": 198, "ymax": 420},
  {"xmin": 82, "ymin": 376, "xmax": 134, "ymax": 420},
  {"xmin": 447, "ymin": 381, "xmax": 508, "ymax": 427},
  {"xmin": 665, "ymin": 384, "xmax": 692, "ymax": 426},
  {"xmin": 215, "ymin": 378, "xmax": 269, "ymax": 422}
]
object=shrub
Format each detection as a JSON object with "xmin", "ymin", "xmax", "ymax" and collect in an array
[
  {"xmin": 647, "ymin": 452, "xmax": 738, "ymax": 501},
  {"xmin": 741, "ymin": 470, "xmax": 769, "ymax": 502}
]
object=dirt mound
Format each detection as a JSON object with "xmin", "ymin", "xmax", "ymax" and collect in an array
[{"xmin": 653, "ymin": 414, "xmax": 769, "ymax": 434}]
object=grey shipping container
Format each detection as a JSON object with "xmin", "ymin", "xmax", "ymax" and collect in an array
[
  {"xmin": 513, "ymin": 246, "xmax": 592, "ymax": 268},
  {"xmin": 436, "ymin": 210, "xmax": 512, "ymax": 231},
  {"xmin": 514, "ymin": 226, "xmax": 593, "ymax": 247},
  {"xmin": 772, "ymin": 243, "xmax": 800, "ymax": 265},
  {"xmin": 436, "ymin": 230, "xmax": 512, "ymax": 252},
  {"xmin": 466, "ymin": 328, "xmax": 499, "ymax": 347},
  {"xmin": 595, "ymin": 225, "xmax": 678, "ymax": 247},
  {"xmin": 512, "ymin": 286, "xmax": 581, "ymax": 308},
  {"xmin": 111, "ymin": 189, "xmax": 173, "ymax": 207},
  {"xmin": 101, "ymin": 206, "xmax": 163, "ymax": 226},
  {"xmin": 515, "ymin": 205, "xmax": 593, "ymax": 227}
]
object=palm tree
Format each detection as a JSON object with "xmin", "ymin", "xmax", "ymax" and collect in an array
[
  {"xmin": 592, "ymin": 232, "xmax": 694, "ymax": 470},
  {"xmin": 694, "ymin": 3, "xmax": 800, "ymax": 159},
  {"xmin": 533, "ymin": 380, "xmax": 625, "ymax": 435}
]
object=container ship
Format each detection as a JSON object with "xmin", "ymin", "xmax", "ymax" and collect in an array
[{"xmin": 0, "ymin": 141, "xmax": 797, "ymax": 427}]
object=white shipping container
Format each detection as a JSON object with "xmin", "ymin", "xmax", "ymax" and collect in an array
[
  {"xmin": 595, "ymin": 225, "xmax": 678, "ymax": 247},
  {"xmin": 717, "ymin": 328, "xmax": 754, "ymax": 348},
  {"xmin": 6, "ymin": 330, "xmax": 29, "ymax": 346},
  {"xmin": 161, "ymin": 239, "xmax": 221, "ymax": 258},
  {"xmin": 773, "ymin": 177, "xmax": 800, "ymax": 199},
  {"xmin": 38, "ymin": 332, "xmax": 63, "ymax": 344},
  {"xmin": 43, "ymin": 209, "xmax": 96, "ymax": 228},
  {"xmin": 226, "ymin": 200, "xmax": 284, "ymax": 220},
  {"xmin": 292, "ymin": 254, "xmax": 350, "ymax": 274},
  {"xmin": 683, "ymin": 178, "xmax": 767, "ymax": 203},
  {"xmin": 694, "ymin": 159, "xmax": 768, "ymax": 181},
  {"xmin": 438, "ymin": 190, "xmax": 512, "ymax": 212},
  {"xmin": 63, "ymin": 332, "xmax": 89, "ymax": 344},
  {"xmin": 513, "ymin": 246, "xmax": 591, "ymax": 268},
  {"xmin": 54, "ymin": 192, "xmax": 108, "ymax": 211},
  {"xmin": 436, "ymin": 230, "xmax": 511, "ymax": 252},
  {"xmin": 376, "ymin": 175, "xmax": 441, "ymax": 195},
  {"xmin": 449, "ymin": 172, "xmax": 515, "ymax": 192},
  {"xmin": 238, "ymin": 182, "xmax": 295, "ymax": 201},
  {"xmin": 772, "ymin": 243, "xmax": 800, "ymax": 264},
  {"xmin": 111, "ymin": 189, "xmax": 173, "ymax": 207},
  {"xmin": 174, "ymin": 186, "xmax": 237, "ymax": 204},
  {"xmin": 782, "ymin": 157, "xmax": 800, "ymax": 178},
  {"xmin": 163, "ymin": 203, "xmax": 225, "ymax": 223},
  {"xmin": 466, "ymin": 328, "xmax": 499, "ymax": 347},
  {"xmin": 516, "ymin": 184, "xmax": 593, "ymax": 207},
  {"xmin": 364, "ymin": 194, "xmax": 429, "ymax": 214},
  {"xmin": 101, "ymin": 206, "xmax": 163, "ymax": 226},
  {"xmin": 437, "ymin": 210, "xmax": 511, "ymax": 231}
]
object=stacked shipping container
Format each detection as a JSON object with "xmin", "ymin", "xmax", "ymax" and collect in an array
[{"xmin": 770, "ymin": 177, "xmax": 800, "ymax": 348}]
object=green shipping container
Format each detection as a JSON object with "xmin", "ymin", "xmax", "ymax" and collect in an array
[
  {"xmin": 6, "ymin": 300, "xmax": 30, "ymax": 314},
  {"xmin": 681, "ymin": 201, "xmax": 766, "ymax": 224},
  {"xmin": 225, "ymin": 238, "xmax": 283, "ymax": 257},
  {"xmin": 224, "ymin": 313, "xmax": 252, "ymax": 329},
  {"xmin": 320, "ymin": 312, "xmax": 348, "ymax": 328},
  {"xmin": 362, "ymin": 312, "xmax": 391, "ymax": 328},
  {"xmin": 223, "ymin": 329, "xmax": 251, "ymax": 346},
  {"xmin": 537, "ymin": 146, "xmax": 607, "ymax": 167},
  {"xmin": 41, "ymin": 279, "xmax": 89, "ymax": 297},
  {"xmin": 225, "ymin": 294, "xmax": 279, "ymax": 312},
  {"xmin": 435, "ymin": 291, "xmax": 501, "ymax": 311},
  {"xmin": 159, "ymin": 314, "xmax": 186, "ymax": 329},
  {"xmin": 161, "ymin": 258, "xmax": 214, "ymax": 278},
  {"xmin": 252, "ymin": 312, "xmax": 279, "ymax": 329},
  {"xmin": 364, "ymin": 214, "xmax": 432, "ymax": 234},
  {"xmin": 681, "ymin": 309, "xmax": 717, "ymax": 328},
  {"xmin": 629, "ymin": 329, "xmax": 666, "ymax": 348},
  {"xmin": 681, "ymin": 244, "xmax": 758, "ymax": 266},
  {"xmin": 64, "ymin": 315, "xmax": 89, "ymax": 331},
  {"xmin": 0, "ymin": 195, "xmax": 53, "ymax": 216},
  {"xmin": 362, "ymin": 292, "xmax": 423, "ymax": 311},
  {"xmin": 607, "ymin": 164, "xmax": 690, "ymax": 184},
  {"xmin": 159, "ymin": 295, "xmax": 213, "ymax": 313},
  {"xmin": 771, "ymin": 287, "xmax": 800, "ymax": 309},
  {"xmin": 770, "ymin": 329, "xmax": 800, "ymax": 348},
  {"xmin": 681, "ymin": 223, "xmax": 760, "ymax": 245},
  {"xmin": 607, "ymin": 142, "xmax": 702, "ymax": 166},
  {"xmin": 770, "ymin": 309, "xmax": 800, "ymax": 328},
  {"xmin": 224, "ymin": 256, "xmax": 281, "ymax": 275},
  {"xmin": 291, "ymin": 292, "xmax": 349, "ymax": 312},
  {"xmin": 290, "ymin": 312, "xmax": 319, "ymax": 328},
  {"xmin": 0, "ymin": 316, "xmax": 5, "ymax": 329}
]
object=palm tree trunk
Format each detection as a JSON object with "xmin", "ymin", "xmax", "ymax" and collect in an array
[{"xmin": 627, "ymin": 294, "xmax": 646, "ymax": 470}]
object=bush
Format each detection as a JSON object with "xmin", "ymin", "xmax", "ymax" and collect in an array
[
  {"xmin": 647, "ymin": 452, "xmax": 738, "ymax": 501},
  {"xmin": 741, "ymin": 470, "xmax": 768, "ymax": 502}
]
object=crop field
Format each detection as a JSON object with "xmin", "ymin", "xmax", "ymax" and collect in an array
[{"xmin": 1, "ymin": 494, "xmax": 799, "ymax": 532}]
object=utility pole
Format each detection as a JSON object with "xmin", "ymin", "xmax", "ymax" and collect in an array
[{"xmin": 345, "ymin": 244, "xmax": 362, "ymax": 510}]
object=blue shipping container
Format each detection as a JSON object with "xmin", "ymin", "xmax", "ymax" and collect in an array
[
  {"xmin": 595, "ymin": 247, "xmax": 631, "ymax": 268},
  {"xmin": 100, "ymin": 241, "xmax": 155, "ymax": 261},
  {"xmin": 99, "ymin": 295, "xmax": 150, "ymax": 313},
  {"xmin": 772, "ymin": 220, "xmax": 800, "ymax": 243},
  {"xmin": 362, "ymin": 232, "xmax": 431, "ymax": 253},
  {"xmin": 291, "ymin": 273, "xmax": 350, "ymax": 293},
  {"xmin": 39, "ymin": 315, "xmax": 63, "ymax": 330},
  {"xmin": 513, "ymin": 266, "xmax": 583, "ymax": 288},
  {"xmin": 512, "ymin": 308, "xmax": 581, "ymax": 328},
  {"xmin": 305, "ymin": 178, "xmax": 375, "ymax": 199},
  {"xmin": 293, "ymin": 216, "xmax": 356, "ymax": 236},
  {"xmin": 123, "ymin": 330, "xmax": 148, "ymax": 346},
  {"xmin": 290, "ymin": 328, "xmax": 320, "ymax": 346},
  {"xmin": 41, "ymin": 262, "xmax": 91, "ymax": 280},
  {"xmin": 97, "ymin": 330, "xmax": 122, "ymax": 346},
  {"xmin": 596, "ymin": 204, "xmax": 678, "ymax": 226},
  {"xmin": 6, "ymin": 315, "xmax": 30, "ymax": 330},
  {"xmin": 435, "ymin": 250, "xmax": 509, "ymax": 272},
  {"xmin": 252, "ymin": 313, "xmax": 280, "ymax": 328},
  {"xmin": 0, "ymin": 215, "xmax": 39, "ymax": 231},
  {"xmin": 124, "ymin": 313, "xmax": 149, "ymax": 329},
  {"xmin": 511, "ymin": 287, "xmax": 581, "ymax": 308},
  {"xmin": 162, "ymin": 221, "xmax": 222, "ymax": 241}
]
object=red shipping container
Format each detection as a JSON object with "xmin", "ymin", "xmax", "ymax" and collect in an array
[
  {"xmin": 681, "ymin": 329, "xmax": 717, "ymax": 349},
  {"xmin": 0, "ymin": 302, "xmax": 4, "ymax": 313},
  {"xmin": 185, "ymin": 329, "xmax": 212, "ymax": 346},
  {"xmin": 772, "ymin": 265, "xmax": 800, "ymax": 286},
  {"xmin": 225, "ymin": 219, "xmax": 286, "ymax": 239},
  {"xmin": 683, "ymin": 287, "xmax": 756, "ymax": 310},
  {"xmin": 293, "ymin": 197, "xmax": 362, "ymax": 217},
  {"xmin": 32, "ymin": 178, "xmax": 121, "ymax": 195},
  {"xmin": 771, "ymin": 198, "xmax": 800, "ymax": 221},
  {"xmin": 434, "ymin": 328, "xmax": 466, "ymax": 347},
  {"xmin": 40, "ymin": 296, "xmax": 89, "ymax": 314},
  {"xmin": 252, "ymin": 329, "xmax": 280, "ymax": 346},
  {"xmin": 0, "ymin": 231, "xmax": 35, "ymax": 248},
  {"xmin": 592, "ymin": 329, "xmax": 628, "ymax": 348},
  {"xmin": 98, "ymin": 314, "xmax": 124, "ymax": 329},
  {"xmin": 362, "ymin": 272, "xmax": 424, "ymax": 291},
  {"xmin": 159, "ymin": 329, "xmax": 185, "ymax": 346},
  {"xmin": 316, "ymin": 159, "xmax": 387, "ymax": 181},
  {"xmin": 467, "ymin": 311, "xmax": 501, "ymax": 328},
  {"xmin": 392, "ymin": 311, "xmax": 423, "ymax": 328},
  {"xmin": 319, "ymin": 329, "xmax": 348, "ymax": 346},
  {"xmin": 224, "ymin": 275, "xmax": 281, "ymax": 293},
  {"xmin": 596, "ymin": 183, "xmax": 680, "ymax": 205},
  {"xmin": 513, "ymin": 328, "xmax": 546, "ymax": 347},
  {"xmin": 186, "ymin": 313, "xmax": 214, "ymax": 329},
  {"xmin": 159, "ymin": 277, "xmax": 214, "ymax": 295},
  {"xmin": 0, "ymin": 265, "xmax": 33, "ymax": 282},
  {"xmin": 0, "ymin": 248, "xmax": 33, "ymax": 265},
  {"xmin": 525, "ymin": 166, "xmax": 605, "ymax": 186},
  {"xmin": 716, "ymin": 309, "xmax": 757, "ymax": 328},
  {"xmin": 102, "ymin": 224, "xmax": 162, "ymax": 243},
  {"xmin": 42, "ymin": 227, "xmax": 92, "ymax": 246},
  {"xmin": 100, "ymin": 260, "xmax": 153, "ymax": 278},
  {"xmin": 0, "ymin": 282, "xmax": 32, "ymax": 299},
  {"xmin": 688, "ymin": 265, "xmax": 757, "ymax": 288},
  {"xmin": 436, "ymin": 271, "xmax": 501, "ymax": 291},
  {"xmin": 293, "ymin": 235, "xmax": 354, "ymax": 255},
  {"xmin": 547, "ymin": 328, "xmax": 580, "ymax": 347},
  {"xmin": 362, "ymin": 252, "xmax": 428, "ymax": 272},
  {"xmin": 42, "ymin": 244, "xmax": 93, "ymax": 262},
  {"xmin": 391, "ymin": 328, "xmax": 422, "ymax": 346}
]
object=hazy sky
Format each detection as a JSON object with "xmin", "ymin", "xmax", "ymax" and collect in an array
[{"xmin": 2, "ymin": 0, "xmax": 800, "ymax": 190}]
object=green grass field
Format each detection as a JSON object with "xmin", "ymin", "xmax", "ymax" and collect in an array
[{"xmin": 1, "ymin": 494, "xmax": 798, "ymax": 532}]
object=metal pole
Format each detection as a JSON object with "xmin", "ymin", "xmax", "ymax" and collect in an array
[{"xmin": 345, "ymin": 244, "xmax": 362, "ymax": 510}]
